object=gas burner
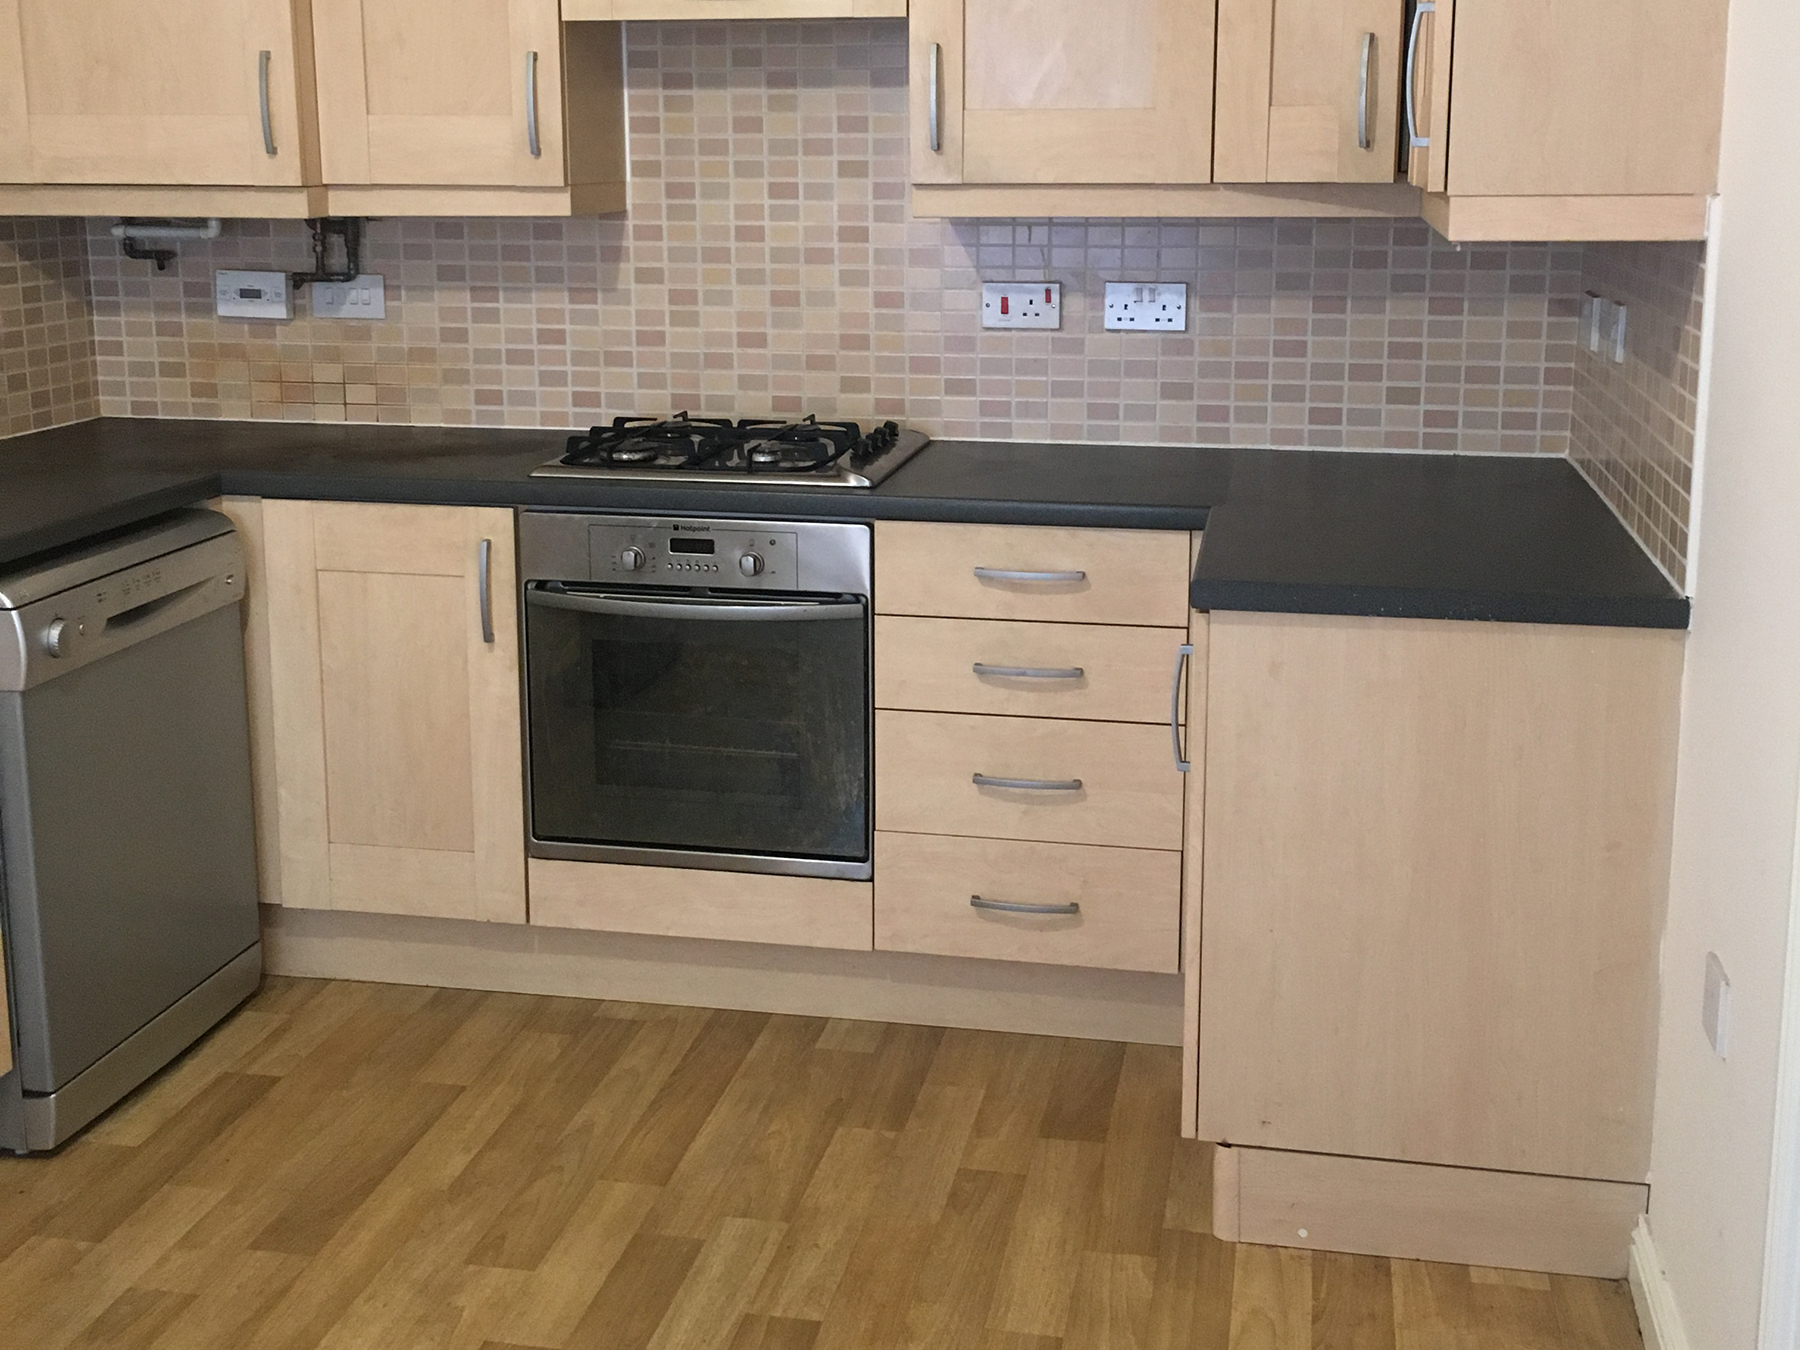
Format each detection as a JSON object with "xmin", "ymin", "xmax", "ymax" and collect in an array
[{"xmin": 540, "ymin": 413, "xmax": 928, "ymax": 489}]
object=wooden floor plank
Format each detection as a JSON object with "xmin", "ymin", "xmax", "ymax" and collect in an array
[{"xmin": 0, "ymin": 979, "xmax": 1645, "ymax": 1350}]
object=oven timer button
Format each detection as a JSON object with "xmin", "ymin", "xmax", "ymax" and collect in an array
[
  {"xmin": 738, "ymin": 552, "xmax": 765, "ymax": 577},
  {"xmin": 619, "ymin": 546, "xmax": 646, "ymax": 571}
]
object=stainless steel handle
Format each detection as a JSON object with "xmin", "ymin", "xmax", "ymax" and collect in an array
[
  {"xmin": 1170, "ymin": 643, "xmax": 1193, "ymax": 772},
  {"xmin": 1357, "ymin": 32, "xmax": 1375, "ymax": 150},
  {"xmin": 258, "ymin": 50, "xmax": 276, "ymax": 156},
  {"xmin": 525, "ymin": 49, "xmax": 542, "ymax": 158},
  {"xmin": 928, "ymin": 42, "xmax": 943, "ymax": 154},
  {"xmin": 972, "ymin": 773, "xmax": 1083, "ymax": 792},
  {"xmin": 527, "ymin": 585, "xmax": 863, "ymax": 624},
  {"xmin": 1406, "ymin": 2, "xmax": 1435, "ymax": 150},
  {"xmin": 478, "ymin": 539, "xmax": 495, "ymax": 644},
  {"xmin": 972, "ymin": 662, "xmax": 1084, "ymax": 680},
  {"xmin": 972, "ymin": 567, "xmax": 1087, "ymax": 584},
  {"xmin": 971, "ymin": 895, "xmax": 1080, "ymax": 917}
]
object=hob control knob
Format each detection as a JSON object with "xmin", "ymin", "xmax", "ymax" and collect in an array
[
  {"xmin": 42, "ymin": 617, "xmax": 72, "ymax": 658},
  {"xmin": 738, "ymin": 552, "xmax": 765, "ymax": 577},
  {"xmin": 620, "ymin": 546, "xmax": 646, "ymax": 571}
]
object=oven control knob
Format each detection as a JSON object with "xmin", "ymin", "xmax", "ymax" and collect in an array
[
  {"xmin": 738, "ymin": 552, "xmax": 765, "ymax": 577},
  {"xmin": 619, "ymin": 546, "xmax": 646, "ymax": 572}
]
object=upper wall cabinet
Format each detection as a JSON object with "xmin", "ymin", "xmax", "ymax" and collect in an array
[
  {"xmin": 566, "ymin": 0, "xmax": 903, "ymax": 15},
  {"xmin": 312, "ymin": 1, "xmax": 625, "ymax": 215},
  {"xmin": 0, "ymin": 0, "xmax": 324, "ymax": 216},
  {"xmin": 1214, "ymin": 0, "xmax": 1402, "ymax": 184},
  {"xmin": 1404, "ymin": 0, "xmax": 1726, "ymax": 240}
]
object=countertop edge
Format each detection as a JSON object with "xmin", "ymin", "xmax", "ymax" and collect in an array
[{"xmin": 1190, "ymin": 578, "xmax": 1692, "ymax": 630}]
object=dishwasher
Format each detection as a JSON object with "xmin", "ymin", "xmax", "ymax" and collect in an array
[{"xmin": 0, "ymin": 508, "xmax": 262, "ymax": 1153}]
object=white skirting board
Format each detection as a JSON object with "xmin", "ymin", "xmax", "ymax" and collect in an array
[
  {"xmin": 259, "ymin": 905, "xmax": 1184, "ymax": 1045},
  {"xmin": 1629, "ymin": 1219, "xmax": 1694, "ymax": 1350}
]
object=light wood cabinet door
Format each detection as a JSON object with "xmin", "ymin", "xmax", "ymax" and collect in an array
[
  {"xmin": 1215, "ymin": 0, "xmax": 1403, "ymax": 183},
  {"xmin": 311, "ymin": 0, "xmax": 594, "ymax": 189},
  {"xmin": 0, "ymin": 0, "xmax": 316, "ymax": 185},
  {"xmin": 1196, "ymin": 612, "xmax": 1683, "ymax": 1183},
  {"xmin": 260, "ymin": 500, "xmax": 526, "ymax": 924},
  {"xmin": 910, "ymin": 0, "xmax": 1215, "ymax": 185}
]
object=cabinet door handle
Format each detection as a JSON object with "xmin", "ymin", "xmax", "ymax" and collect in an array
[
  {"xmin": 971, "ymin": 895, "xmax": 1080, "ymax": 917},
  {"xmin": 478, "ymin": 538, "xmax": 495, "ymax": 644},
  {"xmin": 972, "ymin": 662, "xmax": 1084, "ymax": 680},
  {"xmin": 1170, "ymin": 643, "xmax": 1193, "ymax": 772},
  {"xmin": 1406, "ymin": 2, "xmax": 1435, "ymax": 150},
  {"xmin": 1357, "ymin": 32, "xmax": 1375, "ymax": 150},
  {"xmin": 525, "ymin": 49, "xmax": 542, "ymax": 158},
  {"xmin": 258, "ymin": 50, "xmax": 276, "ymax": 156},
  {"xmin": 972, "ymin": 773, "xmax": 1082, "ymax": 792},
  {"xmin": 972, "ymin": 566, "xmax": 1087, "ymax": 584},
  {"xmin": 928, "ymin": 42, "xmax": 943, "ymax": 153}
]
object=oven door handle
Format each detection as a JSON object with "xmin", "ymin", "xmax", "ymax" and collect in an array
[{"xmin": 525, "ymin": 584, "xmax": 864, "ymax": 623}]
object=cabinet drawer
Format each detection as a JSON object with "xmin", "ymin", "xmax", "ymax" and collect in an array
[
  {"xmin": 875, "ymin": 522, "xmax": 1192, "ymax": 626},
  {"xmin": 875, "ymin": 832, "xmax": 1181, "ymax": 973},
  {"xmin": 876, "ymin": 710, "xmax": 1185, "ymax": 849},
  {"xmin": 876, "ymin": 615, "xmax": 1186, "ymax": 723}
]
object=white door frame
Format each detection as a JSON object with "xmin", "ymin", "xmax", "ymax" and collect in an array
[{"xmin": 1760, "ymin": 776, "xmax": 1800, "ymax": 1350}]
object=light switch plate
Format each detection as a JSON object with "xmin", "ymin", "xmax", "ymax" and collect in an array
[
  {"xmin": 981, "ymin": 281, "xmax": 1061, "ymax": 329},
  {"xmin": 214, "ymin": 269, "xmax": 291, "ymax": 321},
  {"xmin": 1104, "ymin": 281, "xmax": 1188, "ymax": 331},
  {"xmin": 311, "ymin": 273, "xmax": 387, "ymax": 320},
  {"xmin": 1704, "ymin": 951, "xmax": 1732, "ymax": 1058}
]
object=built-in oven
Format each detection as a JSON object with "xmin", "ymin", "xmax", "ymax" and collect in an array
[{"xmin": 518, "ymin": 513, "xmax": 872, "ymax": 880}]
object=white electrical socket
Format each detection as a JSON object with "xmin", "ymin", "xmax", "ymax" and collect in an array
[
  {"xmin": 214, "ymin": 270, "xmax": 291, "ymax": 321},
  {"xmin": 1704, "ymin": 951, "xmax": 1732, "ymax": 1058},
  {"xmin": 1582, "ymin": 291, "xmax": 1629, "ymax": 364},
  {"xmin": 981, "ymin": 281, "xmax": 1061, "ymax": 330},
  {"xmin": 311, "ymin": 273, "xmax": 387, "ymax": 320},
  {"xmin": 1104, "ymin": 281, "xmax": 1188, "ymax": 332}
]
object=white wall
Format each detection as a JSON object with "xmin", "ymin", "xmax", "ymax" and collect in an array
[{"xmin": 1647, "ymin": 0, "xmax": 1800, "ymax": 1343}]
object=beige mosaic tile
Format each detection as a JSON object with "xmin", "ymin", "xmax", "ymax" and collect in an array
[
  {"xmin": 1570, "ymin": 241, "xmax": 1705, "ymax": 586},
  {"xmin": 0, "ymin": 217, "xmax": 98, "ymax": 439},
  {"xmin": 82, "ymin": 20, "xmax": 1580, "ymax": 454}
]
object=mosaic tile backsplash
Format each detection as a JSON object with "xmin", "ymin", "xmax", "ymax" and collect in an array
[
  {"xmin": 1570, "ymin": 241, "xmax": 1706, "ymax": 587},
  {"xmin": 0, "ymin": 218, "xmax": 97, "ymax": 438},
  {"xmin": 76, "ymin": 20, "xmax": 1581, "ymax": 455}
]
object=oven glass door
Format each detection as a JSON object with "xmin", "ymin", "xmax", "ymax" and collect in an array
[{"xmin": 525, "ymin": 583, "xmax": 870, "ymax": 870}]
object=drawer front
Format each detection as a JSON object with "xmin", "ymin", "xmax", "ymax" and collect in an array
[
  {"xmin": 875, "ymin": 522, "xmax": 1193, "ymax": 626},
  {"xmin": 876, "ymin": 710, "xmax": 1185, "ymax": 849},
  {"xmin": 875, "ymin": 832, "xmax": 1181, "ymax": 972},
  {"xmin": 876, "ymin": 615, "xmax": 1186, "ymax": 723}
]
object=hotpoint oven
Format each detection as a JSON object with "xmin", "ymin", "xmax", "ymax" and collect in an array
[{"xmin": 518, "ymin": 513, "xmax": 872, "ymax": 881}]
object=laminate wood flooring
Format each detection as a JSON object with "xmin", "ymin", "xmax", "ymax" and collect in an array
[{"xmin": 0, "ymin": 978, "xmax": 1646, "ymax": 1349}]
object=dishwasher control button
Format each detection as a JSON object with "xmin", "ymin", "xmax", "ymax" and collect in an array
[
  {"xmin": 42, "ymin": 617, "xmax": 81, "ymax": 658},
  {"xmin": 738, "ymin": 552, "xmax": 765, "ymax": 577},
  {"xmin": 620, "ymin": 547, "xmax": 646, "ymax": 571}
]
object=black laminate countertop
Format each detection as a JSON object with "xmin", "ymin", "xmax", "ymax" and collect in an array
[{"xmin": 0, "ymin": 417, "xmax": 1688, "ymax": 628}]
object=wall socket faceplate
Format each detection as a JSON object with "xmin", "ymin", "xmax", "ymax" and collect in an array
[
  {"xmin": 1104, "ymin": 281, "xmax": 1188, "ymax": 331},
  {"xmin": 1582, "ymin": 291, "xmax": 1629, "ymax": 364},
  {"xmin": 981, "ymin": 282, "xmax": 1061, "ymax": 329},
  {"xmin": 214, "ymin": 270, "xmax": 291, "ymax": 321},
  {"xmin": 311, "ymin": 273, "xmax": 387, "ymax": 320}
]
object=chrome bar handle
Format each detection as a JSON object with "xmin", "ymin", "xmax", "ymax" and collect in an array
[
  {"xmin": 928, "ymin": 42, "xmax": 943, "ymax": 154},
  {"xmin": 972, "ymin": 773, "xmax": 1083, "ymax": 792},
  {"xmin": 972, "ymin": 662, "xmax": 1084, "ymax": 680},
  {"xmin": 478, "ymin": 539, "xmax": 495, "ymax": 644},
  {"xmin": 971, "ymin": 895, "xmax": 1080, "ymax": 917},
  {"xmin": 258, "ymin": 51, "xmax": 276, "ymax": 156},
  {"xmin": 1357, "ymin": 32, "xmax": 1375, "ymax": 150},
  {"xmin": 1170, "ymin": 643, "xmax": 1193, "ymax": 772},
  {"xmin": 1406, "ymin": 2, "xmax": 1435, "ymax": 150},
  {"xmin": 526, "ymin": 50, "xmax": 542, "ymax": 158},
  {"xmin": 973, "ymin": 567, "xmax": 1087, "ymax": 584}
]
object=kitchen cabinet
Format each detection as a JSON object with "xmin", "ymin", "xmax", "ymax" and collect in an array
[
  {"xmin": 1193, "ymin": 611, "xmax": 1683, "ymax": 1183},
  {"xmin": 252, "ymin": 500, "xmax": 527, "ymax": 924},
  {"xmin": 1214, "ymin": 0, "xmax": 1404, "ymax": 184},
  {"xmin": 565, "ymin": 0, "xmax": 903, "ymax": 15},
  {"xmin": 311, "ymin": 0, "xmax": 625, "ymax": 215},
  {"xmin": 1404, "ymin": 0, "xmax": 1725, "ymax": 239},
  {"xmin": 0, "ymin": 0, "xmax": 324, "ymax": 217}
]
